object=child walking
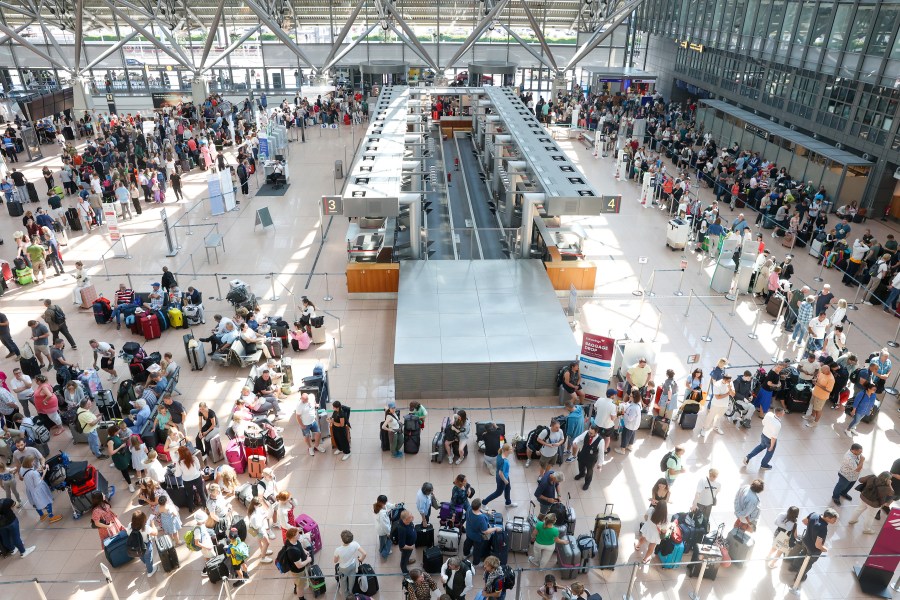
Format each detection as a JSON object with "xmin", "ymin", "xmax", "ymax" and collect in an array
[
  {"xmin": 157, "ymin": 494, "xmax": 183, "ymax": 546},
  {"xmin": 130, "ymin": 435, "xmax": 148, "ymax": 480}
]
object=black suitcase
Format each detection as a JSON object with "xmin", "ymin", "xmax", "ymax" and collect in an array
[
  {"xmin": 651, "ymin": 416, "xmax": 670, "ymax": 439},
  {"xmin": 7, "ymin": 201, "xmax": 23, "ymax": 217},
  {"xmin": 162, "ymin": 474, "xmax": 191, "ymax": 509},
  {"xmin": 26, "ymin": 182, "xmax": 39, "ymax": 203},
  {"xmin": 309, "ymin": 563, "xmax": 326, "ymax": 596},
  {"xmin": 862, "ymin": 400, "xmax": 881, "ymax": 424},
  {"xmin": 404, "ymin": 428, "xmax": 421, "ymax": 454},
  {"xmin": 380, "ymin": 428, "xmax": 390, "ymax": 452},
  {"xmin": 205, "ymin": 555, "xmax": 230, "ymax": 583},
  {"xmin": 20, "ymin": 355, "xmax": 41, "ymax": 377},
  {"xmin": 423, "ymin": 546, "xmax": 443, "ymax": 573},
  {"xmin": 786, "ymin": 383, "xmax": 812, "ymax": 413},
  {"xmin": 352, "ymin": 563, "xmax": 379, "ymax": 595},
  {"xmin": 599, "ymin": 527, "xmax": 618, "ymax": 570},
  {"xmin": 680, "ymin": 411, "xmax": 698, "ymax": 430},
  {"xmin": 415, "ymin": 523, "xmax": 435, "ymax": 547},
  {"xmin": 66, "ymin": 207, "xmax": 82, "ymax": 231},
  {"xmin": 266, "ymin": 436, "xmax": 286, "ymax": 459},
  {"xmin": 688, "ymin": 545, "xmax": 720, "ymax": 580},
  {"xmin": 726, "ymin": 527, "xmax": 754, "ymax": 568},
  {"xmin": 157, "ymin": 535, "xmax": 179, "ymax": 572}
]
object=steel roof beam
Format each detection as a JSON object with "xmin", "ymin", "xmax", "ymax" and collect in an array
[
  {"xmin": 198, "ymin": 0, "xmax": 224, "ymax": 69},
  {"xmin": 204, "ymin": 23, "xmax": 260, "ymax": 70},
  {"xmin": 0, "ymin": 21, "xmax": 71, "ymax": 71},
  {"xmin": 442, "ymin": 0, "xmax": 510, "ymax": 69},
  {"xmin": 320, "ymin": 0, "xmax": 366, "ymax": 72},
  {"xmin": 562, "ymin": 0, "xmax": 643, "ymax": 71},
  {"xmin": 323, "ymin": 21, "xmax": 378, "ymax": 72},
  {"xmin": 106, "ymin": 2, "xmax": 194, "ymax": 69},
  {"xmin": 498, "ymin": 22, "xmax": 556, "ymax": 72},
  {"xmin": 521, "ymin": 0, "xmax": 557, "ymax": 71},
  {"xmin": 245, "ymin": 0, "xmax": 316, "ymax": 70},
  {"xmin": 384, "ymin": 3, "xmax": 438, "ymax": 73}
]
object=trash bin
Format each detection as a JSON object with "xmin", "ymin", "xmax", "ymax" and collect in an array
[{"xmin": 334, "ymin": 160, "xmax": 343, "ymax": 180}]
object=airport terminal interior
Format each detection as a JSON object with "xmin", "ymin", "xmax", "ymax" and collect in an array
[{"xmin": 0, "ymin": 0, "xmax": 899, "ymax": 599}]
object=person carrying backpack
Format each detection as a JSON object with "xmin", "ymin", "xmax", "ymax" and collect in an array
[
  {"xmin": 126, "ymin": 510, "xmax": 158, "ymax": 576},
  {"xmin": 279, "ymin": 526, "xmax": 312, "ymax": 596},
  {"xmin": 227, "ymin": 527, "xmax": 251, "ymax": 587}
]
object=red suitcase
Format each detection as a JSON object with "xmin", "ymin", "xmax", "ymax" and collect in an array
[
  {"xmin": 70, "ymin": 465, "xmax": 98, "ymax": 496},
  {"xmin": 156, "ymin": 443, "xmax": 171, "ymax": 462},
  {"xmin": 141, "ymin": 313, "xmax": 161, "ymax": 340},
  {"xmin": 245, "ymin": 444, "xmax": 266, "ymax": 458},
  {"xmin": 0, "ymin": 260, "xmax": 11, "ymax": 282}
]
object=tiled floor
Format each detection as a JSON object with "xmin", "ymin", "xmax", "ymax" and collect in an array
[{"xmin": 0, "ymin": 116, "xmax": 897, "ymax": 599}]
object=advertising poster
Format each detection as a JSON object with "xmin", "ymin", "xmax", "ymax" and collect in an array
[
  {"xmin": 579, "ymin": 333, "xmax": 615, "ymax": 400},
  {"xmin": 151, "ymin": 92, "xmax": 190, "ymax": 109},
  {"xmin": 103, "ymin": 205, "xmax": 119, "ymax": 241},
  {"xmin": 258, "ymin": 133, "xmax": 269, "ymax": 160},
  {"xmin": 863, "ymin": 508, "xmax": 900, "ymax": 573},
  {"xmin": 208, "ymin": 172, "xmax": 225, "ymax": 216}
]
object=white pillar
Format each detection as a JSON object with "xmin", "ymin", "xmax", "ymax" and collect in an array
[
  {"xmin": 72, "ymin": 77, "xmax": 94, "ymax": 114},
  {"xmin": 191, "ymin": 76, "xmax": 211, "ymax": 106}
]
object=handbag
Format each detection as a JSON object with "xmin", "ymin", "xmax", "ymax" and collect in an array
[
  {"xmin": 733, "ymin": 518, "xmax": 753, "ymax": 532},
  {"xmin": 717, "ymin": 540, "xmax": 732, "ymax": 567}
]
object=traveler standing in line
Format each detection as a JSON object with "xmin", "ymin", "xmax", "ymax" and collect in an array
[
  {"xmin": 373, "ymin": 495, "xmax": 394, "ymax": 559},
  {"xmin": 832, "ymin": 443, "xmax": 865, "ymax": 505},
  {"xmin": 173, "ymin": 445, "xmax": 206, "ymax": 511},
  {"xmin": 382, "ymin": 403, "xmax": 403, "ymax": 459},
  {"xmin": 246, "ymin": 497, "xmax": 273, "ymax": 562},
  {"xmin": 0, "ymin": 312, "xmax": 20, "ymax": 359},
  {"xmin": 593, "ymin": 388, "xmax": 618, "ymax": 456},
  {"xmin": 416, "ymin": 482, "xmax": 438, "ymax": 526},
  {"xmin": 797, "ymin": 510, "xmax": 838, "ymax": 578},
  {"xmin": 20, "ymin": 456, "xmax": 61, "ymax": 523},
  {"xmin": 528, "ymin": 512, "xmax": 567, "ymax": 568},
  {"xmin": 333, "ymin": 529, "xmax": 367, "ymax": 597},
  {"xmin": 294, "ymin": 393, "xmax": 324, "ymax": 455},
  {"xmin": 406, "ymin": 567, "xmax": 438, "ymax": 600},
  {"xmin": 89, "ymin": 491, "xmax": 124, "ymax": 547},
  {"xmin": 615, "ymin": 390, "xmax": 642, "ymax": 454},
  {"xmin": 562, "ymin": 401, "xmax": 584, "ymax": 461},
  {"xmin": 128, "ymin": 510, "xmax": 158, "ymax": 576},
  {"xmin": 534, "ymin": 418, "xmax": 565, "ymax": 478},
  {"xmin": 765, "ymin": 506, "xmax": 799, "ymax": 568},
  {"xmin": 844, "ymin": 382, "xmax": 877, "ymax": 436},
  {"xmin": 743, "ymin": 407, "xmax": 784, "ymax": 470},
  {"xmin": 691, "ymin": 468, "xmax": 721, "ymax": 522},
  {"xmin": 42, "ymin": 299, "xmax": 77, "ymax": 349},
  {"xmin": 283, "ymin": 527, "xmax": 312, "ymax": 597},
  {"xmin": 76, "ymin": 398, "xmax": 107, "ymax": 459},
  {"xmin": 441, "ymin": 555, "xmax": 474, "ymax": 600},
  {"xmin": 397, "ymin": 509, "xmax": 418, "ymax": 573},
  {"xmin": 328, "ymin": 400, "xmax": 351, "ymax": 461},
  {"xmin": 733, "ymin": 479, "xmax": 764, "ymax": 533},
  {"xmin": 699, "ymin": 373, "xmax": 734, "ymax": 437},
  {"xmin": 107, "ymin": 423, "xmax": 135, "ymax": 492},
  {"xmin": 196, "ymin": 402, "xmax": 219, "ymax": 463},
  {"xmin": 634, "ymin": 502, "xmax": 668, "ymax": 564},
  {"xmin": 804, "ymin": 363, "xmax": 834, "ymax": 428}
]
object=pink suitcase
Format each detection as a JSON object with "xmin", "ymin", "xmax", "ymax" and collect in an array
[
  {"xmin": 293, "ymin": 513, "xmax": 322, "ymax": 553},
  {"xmin": 80, "ymin": 284, "xmax": 98, "ymax": 308},
  {"xmin": 225, "ymin": 438, "xmax": 247, "ymax": 474}
]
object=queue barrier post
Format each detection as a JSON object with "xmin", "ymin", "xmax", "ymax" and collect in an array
[
  {"xmin": 324, "ymin": 273, "xmax": 334, "ymax": 302},
  {"xmin": 687, "ymin": 559, "xmax": 709, "ymax": 600},
  {"xmin": 215, "ymin": 274, "xmax": 224, "ymax": 301},
  {"xmin": 701, "ymin": 309, "xmax": 714, "ymax": 343},
  {"xmin": 623, "ymin": 561, "xmax": 640, "ymax": 600},
  {"xmin": 887, "ymin": 319, "xmax": 900, "ymax": 349},
  {"xmin": 684, "ymin": 289, "xmax": 694, "ymax": 318},
  {"xmin": 748, "ymin": 308, "xmax": 761, "ymax": 339},
  {"xmin": 32, "ymin": 579, "xmax": 49, "ymax": 600}
]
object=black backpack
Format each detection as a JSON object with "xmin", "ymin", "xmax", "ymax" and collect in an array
[
  {"xmin": 659, "ymin": 450, "xmax": 676, "ymax": 472},
  {"xmin": 389, "ymin": 502, "xmax": 405, "ymax": 544},
  {"xmin": 556, "ymin": 366, "xmax": 568, "ymax": 388},
  {"xmin": 527, "ymin": 426, "xmax": 548, "ymax": 452},
  {"xmin": 501, "ymin": 564, "xmax": 516, "ymax": 590},
  {"xmin": 126, "ymin": 529, "xmax": 147, "ymax": 558}
]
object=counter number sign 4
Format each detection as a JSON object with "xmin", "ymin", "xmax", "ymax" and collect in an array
[{"xmin": 322, "ymin": 195, "xmax": 343, "ymax": 216}]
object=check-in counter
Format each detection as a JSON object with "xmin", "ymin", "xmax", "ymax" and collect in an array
[
  {"xmin": 346, "ymin": 263, "xmax": 400, "ymax": 293},
  {"xmin": 544, "ymin": 260, "xmax": 597, "ymax": 291}
]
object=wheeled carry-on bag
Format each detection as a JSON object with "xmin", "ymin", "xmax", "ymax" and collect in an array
[
  {"xmin": 438, "ymin": 526, "xmax": 462, "ymax": 555},
  {"xmin": 352, "ymin": 563, "xmax": 379, "ymax": 595},
  {"xmin": 651, "ymin": 416, "xmax": 670, "ymax": 439},
  {"xmin": 506, "ymin": 515, "xmax": 532, "ymax": 553},
  {"xmin": 423, "ymin": 546, "xmax": 443, "ymax": 574},
  {"xmin": 556, "ymin": 537, "xmax": 580, "ymax": 579},
  {"xmin": 726, "ymin": 527, "xmax": 754, "ymax": 568},
  {"xmin": 658, "ymin": 540, "xmax": 685, "ymax": 569},
  {"xmin": 157, "ymin": 534, "xmax": 179, "ymax": 572},
  {"xmin": 103, "ymin": 530, "xmax": 134, "ymax": 567},
  {"xmin": 598, "ymin": 527, "xmax": 619, "ymax": 570}
]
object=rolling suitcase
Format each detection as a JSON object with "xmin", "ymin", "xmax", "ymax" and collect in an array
[
  {"xmin": 689, "ymin": 543, "xmax": 722, "ymax": 579},
  {"xmin": 598, "ymin": 527, "xmax": 618, "ymax": 570},
  {"xmin": 556, "ymin": 537, "xmax": 579, "ymax": 579},
  {"xmin": 680, "ymin": 411, "xmax": 699, "ymax": 429},
  {"xmin": 157, "ymin": 534, "xmax": 179, "ymax": 572},
  {"xmin": 66, "ymin": 207, "xmax": 82, "ymax": 231},
  {"xmin": 103, "ymin": 530, "xmax": 134, "ymax": 567},
  {"xmin": 766, "ymin": 293, "xmax": 783, "ymax": 317},
  {"xmin": 226, "ymin": 439, "xmax": 247, "ymax": 474},
  {"xmin": 423, "ymin": 546, "xmax": 443, "ymax": 573},
  {"xmin": 404, "ymin": 426, "xmax": 421, "ymax": 454},
  {"xmin": 311, "ymin": 325, "xmax": 326, "ymax": 344},
  {"xmin": 725, "ymin": 527, "xmax": 754, "ymax": 568},
  {"xmin": 184, "ymin": 333, "xmax": 207, "ymax": 371},
  {"xmin": 593, "ymin": 503, "xmax": 622, "ymax": 542},
  {"xmin": 658, "ymin": 540, "xmax": 685, "ymax": 569},
  {"xmin": 380, "ymin": 428, "xmax": 390, "ymax": 452},
  {"xmin": 294, "ymin": 514, "xmax": 322, "ymax": 553},
  {"xmin": 205, "ymin": 555, "xmax": 231, "ymax": 583},
  {"xmin": 140, "ymin": 313, "xmax": 161, "ymax": 341},
  {"xmin": 183, "ymin": 304, "xmax": 202, "ymax": 326},
  {"xmin": 431, "ymin": 429, "xmax": 446, "ymax": 463},
  {"xmin": 353, "ymin": 563, "xmax": 379, "ymax": 595},
  {"xmin": 506, "ymin": 516, "xmax": 532, "ymax": 553},
  {"xmin": 208, "ymin": 433, "xmax": 225, "ymax": 463},
  {"xmin": 265, "ymin": 338, "xmax": 283, "ymax": 359},
  {"xmin": 247, "ymin": 454, "xmax": 266, "ymax": 479},
  {"xmin": 651, "ymin": 416, "xmax": 670, "ymax": 439},
  {"xmin": 162, "ymin": 473, "xmax": 191, "ymax": 509},
  {"xmin": 167, "ymin": 307, "xmax": 184, "ymax": 328},
  {"xmin": 415, "ymin": 523, "xmax": 435, "ymax": 547},
  {"xmin": 26, "ymin": 181, "xmax": 38, "ymax": 203},
  {"xmin": 309, "ymin": 563, "xmax": 327, "ymax": 596},
  {"xmin": 266, "ymin": 435, "xmax": 286, "ymax": 459},
  {"xmin": 7, "ymin": 201, "xmax": 23, "ymax": 217},
  {"xmin": 437, "ymin": 526, "xmax": 462, "ymax": 555}
]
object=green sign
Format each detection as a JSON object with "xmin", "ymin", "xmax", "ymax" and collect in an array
[{"xmin": 255, "ymin": 207, "xmax": 274, "ymax": 230}]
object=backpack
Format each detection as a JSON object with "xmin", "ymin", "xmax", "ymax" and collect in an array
[
  {"xmin": 501, "ymin": 564, "xmax": 516, "ymax": 590},
  {"xmin": 527, "ymin": 426, "xmax": 548, "ymax": 452},
  {"xmin": 556, "ymin": 366, "xmax": 568, "ymax": 388},
  {"xmin": 389, "ymin": 502, "xmax": 406, "ymax": 544},
  {"xmin": 868, "ymin": 262, "xmax": 881, "ymax": 277},
  {"xmin": 74, "ymin": 409, "xmax": 88, "ymax": 434},
  {"xmin": 31, "ymin": 423, "xmax": 51, "ymax": 444},
  {"xmin": 50, "ymin": 305, "xmax": 65, "ymax": 324},
  {"xmin": 231, "ymin": 541, "xmax": 250, "ymax": 562},
  {"xmin": 274, "ymin": 545, "xmax": 292, "ymax": 573},
  {"xmin": 659, "ymin": 451, "xmax": 676, "ymax": 472},
  {"xmin": 126, "ymin": 529, "xmax": 147, "ymax": 558},
  {"xmin": 184, "ymin": 527, "xmax": 201, "ymax": 551}
]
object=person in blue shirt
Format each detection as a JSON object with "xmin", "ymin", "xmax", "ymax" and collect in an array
[
  {"xmin": 125, "ymin": 398, "xmax": 151, "ymax": 431},
  {"xmin": 845, "ymin": 381, "xmax": 877, "ymax": 436},
  {"xmin": 415, "ymin": 482, "xmax": 437, "ymax": 526},
  {"xmin": 835, "ymin": 219, "xmax": 851, "ymax": 240},
  {"xmin": 464, "ymin": 499, "xmax": 501, "ymax": 567},
  {"xmin": 563, "ymin": 402, "xmax": 584, "ymax": 461},
  {"xmin": 533, "ymin": 471, "xmax": 565, "ymax": 514},
  {"xmin": 732, "ymin": 214, "xmax": 750, "ymax": 235},
  {"xmin": 482, "ymin": 444, "xmax": 518, "ymax": 509}
]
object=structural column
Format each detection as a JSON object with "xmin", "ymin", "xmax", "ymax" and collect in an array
[
  {"xmin": 72, "ymin": 77, "xmax": 95, "ymax": 113},
  {"xmin": 191, "ymin": 76, "xmax": 211, "ymax": 106}
]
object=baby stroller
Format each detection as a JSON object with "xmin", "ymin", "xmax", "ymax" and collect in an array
[{"xmin": 725, "ymin": 396, "xmax": 754, "ymax": 429}]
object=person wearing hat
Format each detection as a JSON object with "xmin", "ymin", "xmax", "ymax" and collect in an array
[
  {"xmin": 226, "ymin": 527, "xmax": 251, "ymax": 587},
  {"xmin": 148, "ymin": 283, "xmax": 165, "ymax": 311}
]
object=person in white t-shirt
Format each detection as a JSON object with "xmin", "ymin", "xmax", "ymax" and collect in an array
[
  {"xmin": 692, "ymin": 468, "xmax": 721, "ymax": 522},
  {"xmin": 294, "ymin": 393, "xmax": 323, "ymax": 456},
  {"xmin": 806, "ymin": 313, "xmax": 830, "ymax": 352},
  {"xmin": 593, "ymin": 389, "xmax": 618, "ymax": 454},
  {"xmin": 333, "ymin": 530, "xmax": 366, "ymax": 598},
  {"xmin": 699, "ymin": 373, "xmax": 734, "ymax": 437}
]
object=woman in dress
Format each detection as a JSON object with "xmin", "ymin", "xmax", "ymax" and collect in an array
[
  {"xmin": 20, "ymin": 456, "xmax": 61, "ymax": 523},
  {"xmin": 130, "ymin": 434, "xmax": 149, "ymax": 481},
  {"xmin": 765, "ymin": 506, "xmax": 799, "ymax": 568},
  {"xmin": 328, "ymin": 401, "xmax": 351, "ymax": 460},
  {"xmin": 34, "ymin": 374, "xmax": 64, "ymax": 436},
  {"xmin": 89, "ymin": 491, "xmax": 124, "ymax": 547},
  {"xmin": 107, "ymin": 424, "xmax": 134, "ymax": 493},
  {"xmin": 635, "ymin": 501, "xmax": 668, "ymax": 564}
]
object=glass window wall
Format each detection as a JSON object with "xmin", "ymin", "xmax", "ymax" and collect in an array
[
  {"xmin": 828, "ymin": 4, "xmax": 852, "ymax": 51},
  {"xmin": 870, "ymin": 6, "xmax": 899, "ymax": 56},
  {"xmin": 847, "ymin": 5, "xmax": 875, "ymax": 53}
]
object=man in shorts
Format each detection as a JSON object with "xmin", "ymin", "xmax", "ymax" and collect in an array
[
  {"xmin": 534, "ymin": 418, "xmax": 564, "ymax": 477},
  {"xmin": 294, "ymin": 392, "xmax": 323, "ymax": 455},
  {"xmin": 625, "ymin": 357, "xmax": 652, "ymax": 396}
]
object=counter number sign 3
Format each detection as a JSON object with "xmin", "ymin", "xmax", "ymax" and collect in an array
[{"xmin": 322, "ymin": 196, "xmax": 343, "ymax": 216}]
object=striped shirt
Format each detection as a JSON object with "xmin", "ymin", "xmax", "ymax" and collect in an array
[
  {"xmin": 114, "ymin": 288, "xmax": 134, "ymax": 306},
  {"xmin": 795, "ymin": 300, "xmax": 814, "ymax": 327}
]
